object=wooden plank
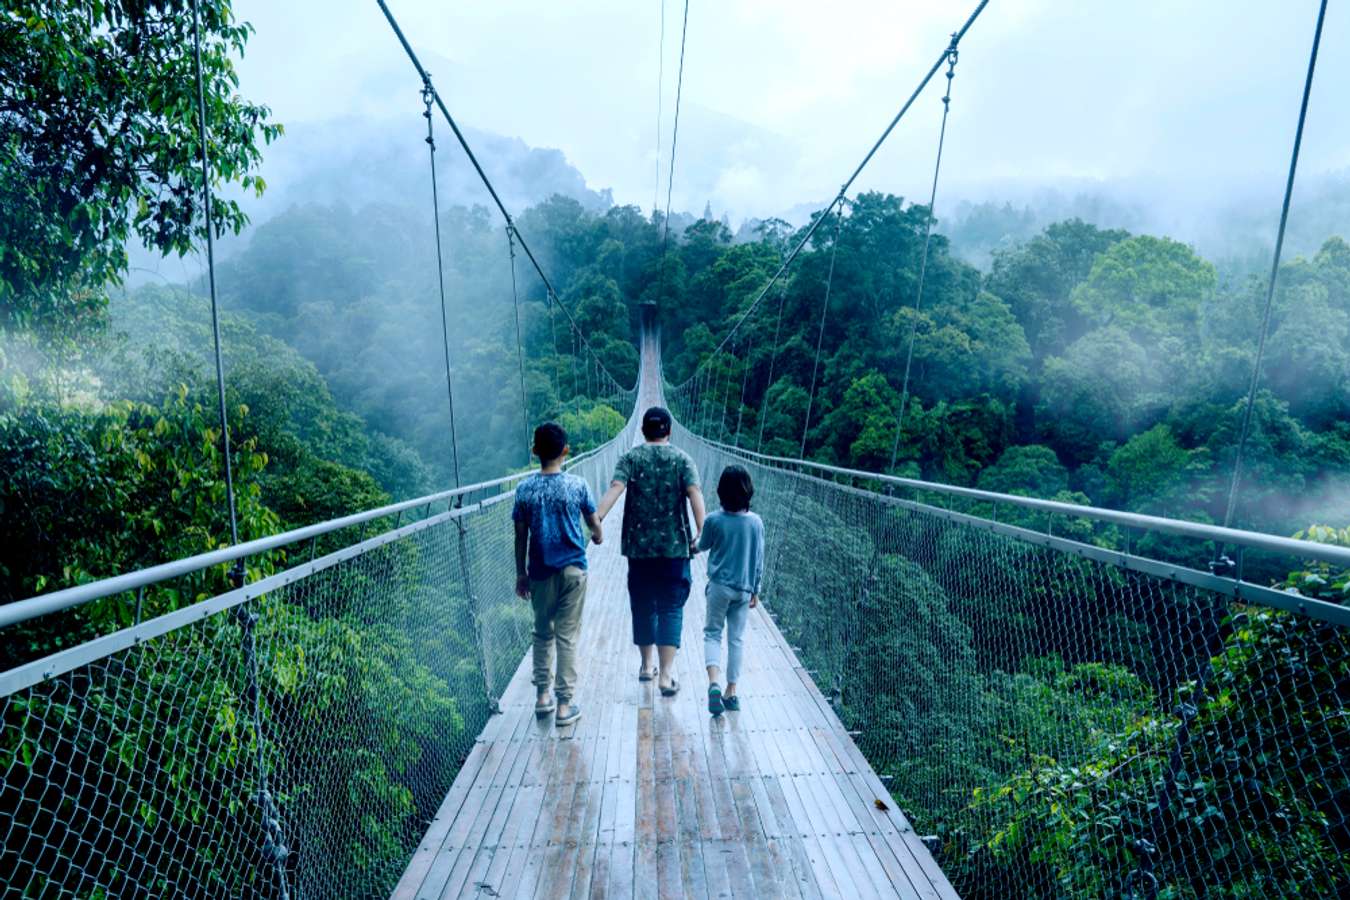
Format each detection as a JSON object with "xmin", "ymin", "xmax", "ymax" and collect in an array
[
  {"xmin": 390, "ymin": 739, "xmax": 493, "ymax": 900},
  {"xmin": 476, "ymin": 732, "xmax": 559, "ymax": 897},
  {"xmin": 419, "ymin": 712, "xmax": 531, "ymax": 899},
  {"xmin": 393, "ymin": 476, "xmax": 961, "ymax": 900},
  {"xmin": 446, "ymin": 713, "xmax": 544, "ymax": 898}
]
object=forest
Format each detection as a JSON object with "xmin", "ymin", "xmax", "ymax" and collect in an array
[{"xmin": 3, "ymin": 1, "xmax": 1348, "ymax": 897}]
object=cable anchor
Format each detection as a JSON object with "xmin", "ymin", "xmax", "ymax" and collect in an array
[
  {"xmin": 420, "ymin": 74, "xmax": 436, "ymax": 147},
  {"xmin": 942, "ymin": 37, "xmax": 959, "ymax": 107}
]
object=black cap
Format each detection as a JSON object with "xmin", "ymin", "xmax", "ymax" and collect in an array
[{"xmin": 641, "ymin": 406, "xmax": 672, "ymax": 439}]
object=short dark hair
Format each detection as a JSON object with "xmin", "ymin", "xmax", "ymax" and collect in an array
[
  {"xmin": 533, "ymin": 422, "xmax": 568, "ymax": 462},
  {"xmin": 717, "ymin": 464, "xmax": 754, "ymax": 512},
  {"xmin": 641, "ymin": 406, "xmax": 672, "ymax": 440}
]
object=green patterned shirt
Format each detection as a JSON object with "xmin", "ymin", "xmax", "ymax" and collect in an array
[{"xmin": 614, "ymin": 443, "xmax": 700, "ymax": 559}]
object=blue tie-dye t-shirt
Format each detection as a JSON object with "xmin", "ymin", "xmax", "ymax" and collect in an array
[{"xmin": 511, "ymin": 472, "xmax": 597, "ymax": 579}]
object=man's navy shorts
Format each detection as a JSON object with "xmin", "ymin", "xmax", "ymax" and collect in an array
[{"xmin": 626, "ymin": 557, "xmax": 692, "ymax": 647}]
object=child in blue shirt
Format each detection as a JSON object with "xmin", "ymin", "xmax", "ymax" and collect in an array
[
  {"xmin": 698, "ymin": 464, "xmax": 764, "ymax": 716},
  {"xmin": 512, "ymin": 423, "xmax": 602, "ymax": 727}
]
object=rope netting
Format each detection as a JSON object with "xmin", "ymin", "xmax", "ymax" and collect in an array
[
  {"xmin": 0, "ymin": 418, "xmax": 635, "ymax": 899},
  {"xmin": 670, "ymin": 411, "xmax": 1349, "ymax": 899}
]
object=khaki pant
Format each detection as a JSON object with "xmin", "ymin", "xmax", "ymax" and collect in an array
[{"xmin": 530, "ymin": 566, "xmax": 587, "ymax": 703}]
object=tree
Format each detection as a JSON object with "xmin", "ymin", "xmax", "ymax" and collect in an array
[
  {"xmin": 977, "ymin": 445, "xmax": 1069, "ymax": 498},
  {"xmin": 811, "ymin": 371, "xmax": 900, "ymax": 468},
  {"xmin": 1071, "ymin": 235, "xmax": 1217, "ymax": 342},
  {"xmin": 1039, "ymin": 326, "xmax": 1162, "ymax": 463},
  {"xmin": 1105, "ymin": 423, "xmax": 1210, "ymax": 515},
  {"xmin": 0, "ymin": 1, "xmax": 280, "ymax": 340},
  {"xmin": 987, "ymin": 218, "xmax": 1130, "ymax": 361}
]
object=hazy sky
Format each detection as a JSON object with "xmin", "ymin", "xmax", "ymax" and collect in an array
[{"xmin": 233, "ymin": 1, "xmax": 1348, "ymax": 224}]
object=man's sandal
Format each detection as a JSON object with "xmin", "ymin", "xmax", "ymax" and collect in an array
[{"xmin": 660, "ymin": 679, "xmax": 680, "ymax": 697}]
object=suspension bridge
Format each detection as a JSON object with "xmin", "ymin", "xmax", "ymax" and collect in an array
[{"xmin": 3, "ymin": 0, "xmax": 1348, "ymax": 898}]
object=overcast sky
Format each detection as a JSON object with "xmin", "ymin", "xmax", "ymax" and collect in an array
[{"xmin": 232, "ymin": 0, "xmax": 1348, "ymax": 225}]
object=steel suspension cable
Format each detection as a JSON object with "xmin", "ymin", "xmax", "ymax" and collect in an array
[
  {"xmin": 191, "ymin": 4, "xmax": 290, "ymax": 896},
  {"xmin": 674, "ymin": 0, "xmax": 989, "ymax": 390},
  {"xmin": 1125, "ymin": 10, "xmax": 1329, "ymax": 897},
  {"xmin": 422, "ymin": 77, "xmax": 462, "ymax": 487},
  {"xmin": 1220, "ymin": 0, "xmax": 1328, "ymax": 531},
  {"xmin": 652, "ymin": 0, "xmax": 666, "ymax": 217},
  {"xmin": 653, "ymin": 0, "xmax": 691, "ymax": 314},
  {"xmin": 376, "ymin": 0, "xmax": 627, "ymax": 390},
  {"xmin": 190, "ymin": 2, "xmax": 240, "ymax": 550},
  {"xmin": 800, "ymin": 203, "xmax": 847, "ymax": 458},
  {"xmin": 889, "ymin": 44, "xmax": 960, "ymax": 471},
  {"xmin": 506, "ymin": 226, "xmax": 531, "ymax": 466}
]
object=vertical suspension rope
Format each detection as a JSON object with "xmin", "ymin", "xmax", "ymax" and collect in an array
[
  {"xmin": 652, "ymin": 0, "xmax": 667, "ymax": 217},
  {"xmin": 719, "ymin": 340, "xmax": 733, "ymax": 440},
  {"xmin": 570, "ymin": 327, "xmax": 579, "ymax": 412},
  {"xmin": 800, "ymin": 200, "xmax": 847, "ymax": 458},
  {"xmin": 506, "ymin": 226, "xmax": 531, "ymax": 465},
  {"xmin": 757, "ymin": 284, "xmax": 788, "ymax": 454},
  {"xmin": 1220, "ymin": 0, "xmax": 1327, "ymax": 531},
  {"xmin": 191, "ymin": 2, "xmax": 239, "ymax": 550},
  {"xmin": 547, "ymin": 295, "xmax": 560, "ymax": 412},
  {"xmin": 1124, "ymin": 9, "xmax": 1327, "ymax": 899},
  {"xmin": 653, "ymin": 0, "xmax": 690, "ymax": 316},
  {"xmin": 191, "ymin": 4, "xmax": 289, "ymax": 896},
  {"xmin": 422, "ymin": 75, "xmax": 462, "ymax": 487},
  {"xmin": 889, "ymin": 44, "xmax": 959, "ymax": 472},
  {"xmin": 734, "ymin": 333, "xmax": 752, "ymax": 447}
]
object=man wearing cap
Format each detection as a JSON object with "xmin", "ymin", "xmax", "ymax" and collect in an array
[{"xmin": 596, "ymin": 406, "xmax": 705, "ymax": 696}]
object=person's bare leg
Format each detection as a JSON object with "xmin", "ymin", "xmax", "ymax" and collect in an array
[
  {"xmin": 658, "ymin": 645, "xmax": 677, "ymax": 689},
  {"xmin": 639, "ymin": 644, "xmax": 656, "ymax": 678},
  {"xmin": 706, "ymin": 664, "xmax": 721, "ymax": 685},
  {"xmin": 724, "ymin": 681, "xmax": 737, "ymax": 698}
]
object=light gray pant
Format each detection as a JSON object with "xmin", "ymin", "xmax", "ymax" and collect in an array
[
  {"xmin": 530, "ymin": 566, "xmax": 587, "ymax": 703},
  {"xmin": 703, "ymin": 581, "xmax": 751, "ymax": 685}
]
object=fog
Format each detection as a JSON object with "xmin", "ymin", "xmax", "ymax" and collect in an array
[{"xmin": 222, "ymin": 0, "xmax": 1348, "ymax": 246}]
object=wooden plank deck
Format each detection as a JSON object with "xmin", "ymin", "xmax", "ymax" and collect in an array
[{"xmin": 391, "ymin": 506, "xmax": 960, "ymax": 899}]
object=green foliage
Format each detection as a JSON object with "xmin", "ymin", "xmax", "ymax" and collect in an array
[
  {"xmin": 0, "ymin": 1, "xmax": 280, "ymax": 341},
  {"xmin": 0, "ymin": 389, "xmax": 280, "ymax": 637},
  {"xmin": 988, "ymin": 219, "xmax": 1130, "ymax": 359},
  {"xmin": 1072, "ymin": 235, "xmax": 1217, "ymax": 341},
  {"xmin": 1106, "ymin": 424, "xmax": 1211, "ymax": 515},
  {"xmin": 977, "ymin": 445, "xmax": 1068, "ymax": 498}
]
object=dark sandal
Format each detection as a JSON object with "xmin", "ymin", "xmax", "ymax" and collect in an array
[
  {"xmin": 722, "ymin": 695, "xmax": 740, "ymax": 712},
  {"xmin": 535, "ymin": 699, "xmax": 556, "ymax": 719},
  {"xmin": 708, "ymin": 684, "xmax": 724, "ymax": 716},
  {"xmin": 660, "ymin": 679, "xmax": 680, "ymax": 697},
  {"xmin": 638, "ymin": 667, "xmax": 657, "ymax": 682},
  {"xmin": 556, "ymin": 705, "xmax": 582, "ymax": 726}
]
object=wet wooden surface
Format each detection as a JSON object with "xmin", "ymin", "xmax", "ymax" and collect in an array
[{"xmin": 391, "ymin": 517, "xmax": 960, "ymax": 899}]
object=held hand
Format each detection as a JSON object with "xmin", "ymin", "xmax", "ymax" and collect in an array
[
  {"xmin": 515, "ymin": 575, "xmax": 531, "ymax": 599},
  {"xmin": 689, "ymin": 532, "xmax": 702, "ymax": 555},
  {"xmin": 750, "ymin": 594, "xmax": 759, "ymax": 609},
  {"xmin": 591, "ymin": 527, "xmax": 604, "ymax": 545}
]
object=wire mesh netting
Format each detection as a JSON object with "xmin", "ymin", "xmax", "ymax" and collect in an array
[
  {"xmin": 0, "ymin": 420, "xmax": 634, "ymax": 899},
  {"xmin": 676, "ymin": 420, "xmax": 1349, "ymax": 900}
]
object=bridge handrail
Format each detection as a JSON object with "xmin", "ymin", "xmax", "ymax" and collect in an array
[
  {"xmin": 0, "ymin": 440, "xmax": 618, "ymax": 630},
  {"xmin": 699, "ymin": 437, "xmax": 1350, "ymax": 568}
]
